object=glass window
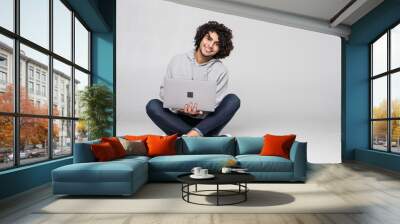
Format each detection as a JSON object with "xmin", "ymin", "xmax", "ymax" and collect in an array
[
  {"xmin": 53, "ymin": 0, "xmax": 72, "ymax": 60},
  {"xmin": 0, "ymin": 54, "xmax": 7, "ymax": 67},
  {"xmin": 75, "ymin": 120, "xmax": 88, "ymax": 143},
  {"xmin": 372, "ymin": 121, "xmax": 388, "ymax": 151},
  {"xmin": 74, "ymin": 69, "xmax": 89, "ymax": 118},
  {"xmin": 392, "ymin": 24, "xmax": 400, "ymax": 70},
  {"xmin": 391, "ymin": 120, "xmax": 400, "ymax": 153},
  {"xmin": 20, "ymin": 0, "xmax": 49, "ymax": 49},
  {"xmin": 28, "ymin": 81, "xmax": 34, "ymax": 94},
  {"xmin": 20, "ymin": 44, "xmax": 49, "ymax": 115},
  {"xmin": 53, "ymin": 59, "xmax": 71, "ymax": 117},
  {"xmin": 372, "ymin": 77, "xmax": 387, "ymax": 119},
  {"xmin": 53, "ymin": 119, "xmax": 72, "ymax": 157},
  {"xmin": 74, "ymin": 18, "xmax": 89, "ymax": 70},
  {"xmin": 36, "ymin": 84, "xmax": 40, "ymax": 95},
  {"xmin": 391, "ymin": 72, "xmax": 400, "ymax": 117},
  {"xmin": 28, "ymin": 67, "xmax": 34, "ymax": 79},
  {"xmin": 371, "ymin": 24, "xmax": 400, "ymax": 154},
  {"xmin": 0, "ymin": 35, "xmax": 13, "ymax": 113},
  {"xmin": 372, "ymin": 33, "xmax": 387, "ymax": 76},
  {"xmin": 0, "ymin": 0, "xmax": 92, "ymax": 170},
  {"xmin": 0, "ymin": 116, "xmax": 13, "ymax": 169},
  {"xmin": 0, "ymin": 0, "xmax": 14, "ymax": 31},
  {"xmin": 19, "ymin": 117, "xmax": 49, "ymax": 165}
]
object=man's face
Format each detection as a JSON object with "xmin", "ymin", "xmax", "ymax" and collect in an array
[{"xmin": 199, "ymin": 31, "xmax": 220, "ymax": 58}]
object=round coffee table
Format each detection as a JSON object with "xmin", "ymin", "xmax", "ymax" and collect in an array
[{"xmin": 177, "ymin": 172, "xmax": 255, "ymax": 206}]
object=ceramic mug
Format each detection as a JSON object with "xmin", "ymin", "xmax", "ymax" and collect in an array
[
  {"xmin": 200, "ymin": 169, "xmax": 208, "ymax": 176},
  {"xmin": 221, "ymin": 167, "xmax": 232, "ymax": 174},
  {"xmin": 191, "ymin": 167, "xmax": 202, "ymax": 176}
]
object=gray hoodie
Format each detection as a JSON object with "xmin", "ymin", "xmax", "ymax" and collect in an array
[{"xmin": 159, "ymin": 49, "xmax": 229, "ymax": 119}]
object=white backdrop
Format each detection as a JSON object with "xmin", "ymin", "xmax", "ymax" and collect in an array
[{"xmin": 116, "ymin": 0, "xmax": 341, "ymax": 163}]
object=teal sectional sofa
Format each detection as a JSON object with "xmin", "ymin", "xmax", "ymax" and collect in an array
[{"xmin": 52, "ymin": 136, "xmax": 307, "ymax": 196}]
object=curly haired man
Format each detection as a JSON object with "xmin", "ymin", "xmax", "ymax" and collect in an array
[{"xmin": 146, "ymin": 21, "xmax": 240, "ymax": 137}]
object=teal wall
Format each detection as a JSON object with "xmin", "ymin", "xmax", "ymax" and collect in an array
[
  {"xmin": 91, "ymin": 32, "xmax": 115, "ymax": 135},
  {"xmin": 0, "ymin": 158, "xmax": 72, "ymax": 199},
  {"xmin": 344, "ymin": 0, "xmax": 400, "ymax": 171},
  {"xmin": 0, "ymin": 0, "xmax": 115, "ymax": 200}
]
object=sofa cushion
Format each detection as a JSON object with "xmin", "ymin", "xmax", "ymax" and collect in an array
[
  {"xmin": 180, "ymin": 137, "xmax": 235, "ymax": 155},
  {"xmin": 236, "ymin": 155, "xmax": 293, "ymax": 172},
  {"xmin": 53, "ymin": 158, "xmax": 148, "ymax": 183},
  {"xmin": 74, "ymin": 139, "xmax": 100, "ymax": 163},
  {"xmin": 235, "ymin": 137, "xmax": 263, "ymax": 155},
  {"xmin": 148, "ymin": 154, "xmax": 235, "ymax": 172}
]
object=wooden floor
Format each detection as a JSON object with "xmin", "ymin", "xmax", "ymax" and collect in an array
[{"xmin": 1, "ymin": 162, "xmax": 400, "ymax": 224}]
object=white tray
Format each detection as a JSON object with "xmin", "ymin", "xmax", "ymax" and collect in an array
[{"xmin": 190, "ymin": 174, "xmax": 215, "ymax": 179}]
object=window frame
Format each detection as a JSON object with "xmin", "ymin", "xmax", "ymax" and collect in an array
[
  {"xmin": 370, "ymin": 20, "xmax": 400, "ymax": 154},
  {"xmin": 0, "ymin": 0, "xmax": 92, "ymax": 171}
]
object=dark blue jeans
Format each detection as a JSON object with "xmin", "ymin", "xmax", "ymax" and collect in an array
[{"xmin": 146, "ymin": 94, "xmax": 240, "ymax": 137}]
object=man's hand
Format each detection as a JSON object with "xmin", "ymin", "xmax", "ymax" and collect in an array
[{"xmin": 178, "ymin": 102, "xmax": 204, "ymax": 116}]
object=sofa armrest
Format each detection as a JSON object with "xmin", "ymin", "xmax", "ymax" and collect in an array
[
  {"xmin": 73, "ymin": 140, "xmax": 100, "ymax": 163},
  {"xmin": 289, "ymin": 141, "xmax": 307, "ymax": 181}
]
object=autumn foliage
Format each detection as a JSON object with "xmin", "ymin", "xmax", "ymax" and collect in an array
[
  {"xmin": 372, "ymin": 99, "xmax": 400, "ymax": 142},
  {"xmin": 0, "ymin": 84, "xmax": 59, "ymax": 150}
]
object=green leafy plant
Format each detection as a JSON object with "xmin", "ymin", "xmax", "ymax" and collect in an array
[{"xmin": 79, "ymin": 84, "xmax": 113, "ymax": 140}]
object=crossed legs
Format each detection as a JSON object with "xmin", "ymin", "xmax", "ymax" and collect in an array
[{"xmin": 146, "ymin": 94, "xmax": 241, "ymax": 137}]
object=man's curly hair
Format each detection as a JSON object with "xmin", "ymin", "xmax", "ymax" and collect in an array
[{"xmin": 194, "ymin": 21, "xmax": 234, "ymax": 59}]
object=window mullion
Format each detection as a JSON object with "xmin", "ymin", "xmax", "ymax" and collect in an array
[
  {"xmin": 48, "ymin": 0, "xmax": 54, "ymax": 160},
  {"xmin": 388, "ymin": 30, "xmax": 391, "ymax": 153},
  {"xmin": 71, "ymin": 10, "xmax": 76, "ymax": 155}
]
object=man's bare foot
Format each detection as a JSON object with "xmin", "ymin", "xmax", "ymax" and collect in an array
[{"xmin": 186, "ymin": 129, "xmax": 201, "ymax": 137}]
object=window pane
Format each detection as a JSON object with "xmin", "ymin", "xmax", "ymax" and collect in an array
[
  {"xmin": 391, "ymin": 24, "xmax": 400, "ymax": 70},
  {"xmin": 74, "ymin": 69, "xmax": 89, "ymax": 118},
  {"xmin": 20, "ymin": 0, "xmax": 49, "ymax": 49},
  {"xmin": 372, "ymin": 77, "xmax": 387, "ymax": 119},
  {"xmin": 372, "ymin": 121, "xmax": 388, "ymax": 151},
  {"xmin": 75, "ymin": 120, "xmax": 88, "ymax": 143},
  {"xmin": 75, "ymin": 18, "xmax": 89, "ymax": 70},
  {"xmin": 53, "ymin": 0, "xmax": 72, "ymax": 60},
  {"xmin": 20, "ymin": 44, "xmax": 49, "ymax": 115},
  {"xmin": 20, "ymin": 117, "xmax": 49, "ymax": 165},
  {"xmin": 0, "ymin": 35, "xmax": 14, "ymax": 112},
  {"xmin": 391, "ymin": 120, "xmax": 400, "ymax": 153},
  {"xmin": 53, "ymin": 59, "xmax": 72, "ymax": 117},
  {"xmin": 391, "ymin": 72, "xmax": 400, "ymax": 117},
  {"xmin": 0, "ymin": 0, "xmax": 13, "ymax": 31},
  {"xmin": 53, "ymin": 119, "xmax": 72, "ymax": 157},
  {"xmin": 372, "ymin": 33, "xmax": 387, "ymax": 76},
  {"xmin": 0, "ymin": 116, "xmax": 13, "ymax": 170}
]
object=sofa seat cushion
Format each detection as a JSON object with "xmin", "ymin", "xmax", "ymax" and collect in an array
[
  {"xmin": 236, "ymin": 155, "xmax": 293, "ymax": 172},
  {"xmin": 53, "ymin": 159, "xmax": 147, "ymax": 183},
  {"xmin": 149, "ymin": 154, "xmax": 235, "ymax": 172}
]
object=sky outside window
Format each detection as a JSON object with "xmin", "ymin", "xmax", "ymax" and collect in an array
[{"xmin": 0, "ymin": 0, "xmax": 13, "ymax": 31}]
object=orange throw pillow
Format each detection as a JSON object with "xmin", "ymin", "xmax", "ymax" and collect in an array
[
  {"xmin": 101, "ymin": 137, "xmax": 127, "ymax": 158},
  {"xmin": 91, "ymin": 142, "xmax": 118, "ymax": 161},
  {"xmin": 146, "ymin": 134, "xmax": 178, "ymax": 157},
  {"xmin": 259, "ymin": 134, "xmax": 296, "ymax": 159},
  {"xmin": 124, "ymin": 135, "xmax": 150, "ymax": 142}
]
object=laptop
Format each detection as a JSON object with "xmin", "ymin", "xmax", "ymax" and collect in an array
[{"xmin": 163, "ymin": 78, "xmax": 217, "ymax": 112}]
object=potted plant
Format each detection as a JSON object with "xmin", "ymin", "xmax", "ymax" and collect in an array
[{"xmin": 79, "ymin": 84, "xmax": 113, "ymax": 140}]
